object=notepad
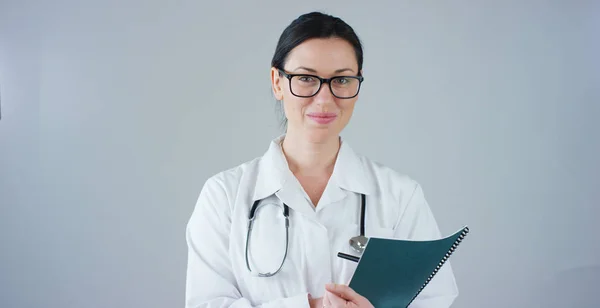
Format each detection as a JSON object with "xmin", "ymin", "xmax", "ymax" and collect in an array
[{"xmin": 345, "ymin": 226, "xmax": 469, "ymax": 308}]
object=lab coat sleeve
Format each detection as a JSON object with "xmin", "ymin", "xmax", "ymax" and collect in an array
[
  {"xmin": 185, "ymin": 176, "xmax": 311, "ymax": 308},
  {"xmin": 394, "ymin": 181, "xmax": 460, "ymax": 308}
]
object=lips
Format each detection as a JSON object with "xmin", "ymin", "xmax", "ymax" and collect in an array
[{"xmin": 307, "ymin": 112, "xmax": 337, "ymax": 124}]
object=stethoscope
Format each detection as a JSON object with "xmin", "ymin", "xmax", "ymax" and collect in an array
[{"xmin": 245, "ymin": 193, "xmax": 368, "ymax": 277}]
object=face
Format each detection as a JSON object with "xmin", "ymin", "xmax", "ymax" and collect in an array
[{"xmin": 271, "ymin": 37, "xmax": 362, "ymax": 144}]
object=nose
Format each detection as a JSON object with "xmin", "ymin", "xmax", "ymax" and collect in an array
[{"xmin": 313, "ymin": 82, "xmax": 335, "ymax": 103}]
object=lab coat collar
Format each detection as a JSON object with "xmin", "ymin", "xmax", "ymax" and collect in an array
[
  {"xmin": 252, "ymin": 135, "xmax": 374, "ymax": 208},
  {"xmin": 252, "ymin": 135, "xmax": 290, "ymax": 202},
  {"xmin": 331, "ymin": 138, "xmax": 375, "ymax": 196}
]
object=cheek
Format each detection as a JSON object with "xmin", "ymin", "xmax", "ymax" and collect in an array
[
  {"xmin": 283, "ymin": 97, "xmax": 311, "ymax": 118},
  {"xmin": 339, "ymin": 101, "xmax": 357, "ymax": 118}
]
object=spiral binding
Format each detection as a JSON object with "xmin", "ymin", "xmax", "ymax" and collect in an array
[{"xmin": 407, "ymin": 226, "xmax": 470, "ymax": 307}]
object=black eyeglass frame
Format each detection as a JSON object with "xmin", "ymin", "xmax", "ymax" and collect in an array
[{"xmin": 277, "ymin": 68, "xmax": 364, "ymax": 99}]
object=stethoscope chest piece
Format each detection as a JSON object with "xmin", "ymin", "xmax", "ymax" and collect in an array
[
  {"xmin": 349, "ymin": 193, "xmax": 369, "ymax": 254},
  {"xmin": 349, "ymin": 235, "xmax": 368, "ymax": 254}
]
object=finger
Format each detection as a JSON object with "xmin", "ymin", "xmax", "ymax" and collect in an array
[
  {"xmin": 323, "ymin": 292, "xmax": 333, "ymax": 307},
  {"xmin": 325, "ymin": 283, "xmax": 361, "ymax": 302},
  {"xmin": 326, "ymin": 291, "xmax": 353, "ymax": 308}
]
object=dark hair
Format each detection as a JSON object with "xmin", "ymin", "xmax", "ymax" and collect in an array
[{"xmin": 271, "ymin": 12, "xmax": 364, "ymax": 130}]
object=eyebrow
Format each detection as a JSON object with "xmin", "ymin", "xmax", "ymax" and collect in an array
[{"xmin": 293, "ymin": 66, "xmax": 356, "ymax": 74}]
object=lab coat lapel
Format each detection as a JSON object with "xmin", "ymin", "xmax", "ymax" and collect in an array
[
  {"xmin": 252, "ymin": 135, "xmax": 316, "ymax": 219},
  {"xmin": 252, "ymin": 135, "xmax": 287, "ymax": 202},
  {"xmin": 316, "ymin": 139, "xmax": 375, "ymax": 211},
  {"xmin": 276, "ymin": 176, "xmax": 316, "ymax": 219},
  {"xmin": 252, "ymin": 135, "xmax": 375, "ymax": 216},
  {"xmin": 315, "ymin": 180, "xmax": 347, "ymax": 210}
]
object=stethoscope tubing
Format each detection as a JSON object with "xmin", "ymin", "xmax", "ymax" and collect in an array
[{"xmin": 245, "ymin": 194, "xmax": 366, "ymax": 277}]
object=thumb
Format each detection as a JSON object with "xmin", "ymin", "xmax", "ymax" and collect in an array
[
  {"xmin": 327, "ymin": 290, "xmax": 350, "ymax": 307},
  {"xmin": 325, "ymin": 283, "xmax": 360, "ymax": 302}
]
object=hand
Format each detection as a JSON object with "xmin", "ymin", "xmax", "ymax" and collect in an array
[
  {"xmin": 323, "ymin": 283, "xmax": 374, "ymax": 308},
  {"xmin": 308, "ymin": 293, "xmax": 324, "ymax": 308}
]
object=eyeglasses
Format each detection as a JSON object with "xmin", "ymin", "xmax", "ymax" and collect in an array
[{"xmin": 278, "ymin": 69, "xmax": 364, "ymax": 99}]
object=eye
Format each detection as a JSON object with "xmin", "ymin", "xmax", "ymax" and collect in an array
[
  {"xmin": 298, "ymin": 76, "xmax": 316, "ymax": 82},
  {"xmin": 334, "ymin": 77, "xmax": 349, "ymax": 84}
]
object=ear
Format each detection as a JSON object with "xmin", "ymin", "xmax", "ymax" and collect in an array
[{"xmin": 271, "ymin": 67, "xmax": 284, "ymax": 101}]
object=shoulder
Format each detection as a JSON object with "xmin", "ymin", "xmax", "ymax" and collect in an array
[
  {"xmin": 358, "ymin": 154, "xmax": 442, "ymax": 239},
  {"xmin": 199, "ymin": 156, "xmax": 262, "ymax": 201},
  {"xmin": 187, "ymin": 156, "xmax": 262, "ymax": 230},
  {"xmin": 359, "ymin": 154, "xmax": 423, "ymax": 201}
]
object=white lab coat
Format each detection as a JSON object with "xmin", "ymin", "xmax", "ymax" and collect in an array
[{"xmin": 185, "ymin": 135, "xmax": 459, "ymax": 308}]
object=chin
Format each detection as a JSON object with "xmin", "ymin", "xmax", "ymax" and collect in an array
[{"xmin": 303, "ymin": 126, "xmax": 340, "ymax": 144}]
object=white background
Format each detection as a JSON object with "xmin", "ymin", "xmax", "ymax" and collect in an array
[{"xmin": 1, "ymin": 1, "xmax": 599, "ymax": 307}]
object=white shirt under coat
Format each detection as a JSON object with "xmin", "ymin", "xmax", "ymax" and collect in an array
[{"xmin": 185, "ymin": 135, "xmax": 459, "ymax": 307}]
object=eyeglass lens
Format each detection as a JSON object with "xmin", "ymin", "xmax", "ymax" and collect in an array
[{"xmin": 290, "ymin": 75, "xmax": 360, "ymax": 98}]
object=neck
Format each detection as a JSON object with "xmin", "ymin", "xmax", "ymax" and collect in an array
[{"xmin": 281, "ymin": 131, "xmax": 340, "ymax": 176}]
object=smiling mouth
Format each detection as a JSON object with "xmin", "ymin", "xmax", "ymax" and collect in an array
[{"xmin": 307, "ymin": 113, "xmax": 337, "ymax": 124}]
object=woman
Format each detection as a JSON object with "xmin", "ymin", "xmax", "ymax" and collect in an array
[{"xmin": 185, "ymin": 12, "xmax": 459, "ymax": 308}]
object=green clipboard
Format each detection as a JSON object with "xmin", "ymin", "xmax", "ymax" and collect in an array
[{"xmin": 339, "ymin": 226, "xmax": 469, "ymax": 308}]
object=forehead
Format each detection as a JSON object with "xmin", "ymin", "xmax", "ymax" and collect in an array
[{"xmin": 284, "ymin": 37, "xmax": 358, "ymax": 74}]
